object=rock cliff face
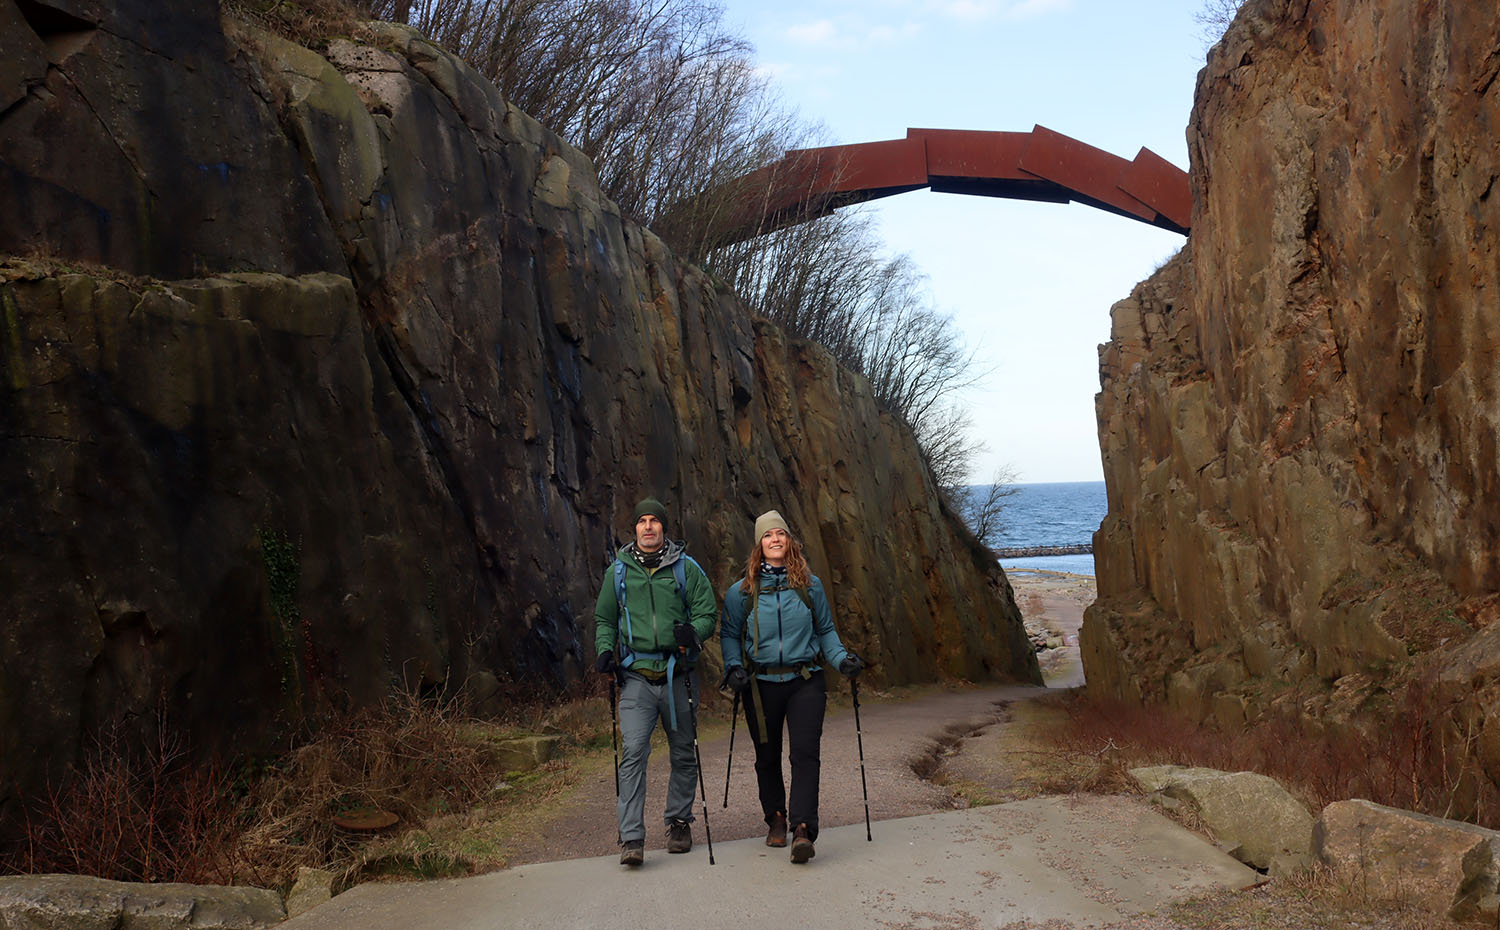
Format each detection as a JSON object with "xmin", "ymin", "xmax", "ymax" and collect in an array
[
  {"xmin": 0, "ymin": 2, "xmax": 1039, "ymax": 812},
  {"xmin": 1085, "ymin": 0, "xmax": 1500, "ymax": 799}
]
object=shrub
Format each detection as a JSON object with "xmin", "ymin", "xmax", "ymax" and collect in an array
[{"xmin": 2, "ymin": 726, "xmax": 247, "ymax": 884}]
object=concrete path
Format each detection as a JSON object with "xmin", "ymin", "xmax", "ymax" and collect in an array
[{"xmin": 282, "ymin": 796, "xmax": 1257, "ymax": 929}]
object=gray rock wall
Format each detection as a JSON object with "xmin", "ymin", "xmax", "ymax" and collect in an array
[{"xmin": 0, "ymin": 2, "xmax": 1039, "ymax": 815}]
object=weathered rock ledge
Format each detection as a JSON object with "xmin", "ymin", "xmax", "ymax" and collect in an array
[{"xmin": 0, "ymin": 875, "xmax": 284, "ymax": 930}]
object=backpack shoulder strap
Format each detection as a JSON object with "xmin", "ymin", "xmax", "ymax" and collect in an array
[
  {"xmin": 613, "ymin": 558, "xmax": 635, "ymax": 660},
  {"xmin": 672, "ymin": 555, "xmax": 699, "ymax": 613},
  {"xmin": 794, "ymin": 586, "xmax": 813, "ymax": 611},
  {"xmin": 746, "ymin": 575, "xmax": 761, "ymax": 668}
]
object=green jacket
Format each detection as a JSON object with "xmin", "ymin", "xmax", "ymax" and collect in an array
[{"xmin": 594, "ymin": 540, "xmax": 717, "ymax": 675}]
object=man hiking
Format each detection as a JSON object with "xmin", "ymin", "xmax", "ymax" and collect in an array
[{"xmin": 594, "ymin": 497, "xmax": 717, "ymax": 866}]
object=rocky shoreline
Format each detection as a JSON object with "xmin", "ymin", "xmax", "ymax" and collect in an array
[{"xmin": 1008, "ymin": 568, "xmax": 1094, "ymax": 689}]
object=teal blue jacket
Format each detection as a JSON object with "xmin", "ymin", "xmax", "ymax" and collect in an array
[{"xmin": 721, "ymin": 571, "xmax": 849, "ymax": 682}]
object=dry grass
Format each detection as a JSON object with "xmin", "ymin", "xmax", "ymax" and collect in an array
[
  {"xmin": 1, "ymin": 683, "xmax": 620, "ymax": 891},
  {"xmin": 1103, "ymin": 863, "xmax": 1475, "ymax": 930},
  {"xmin": 1052, "ymin": 688, "xmax": 1500, "ymax": 831},
  {"xmin": 992, "ymin": 697, "xmax": 1141, "ymax": 800},
  {"xmin": 1, "ymin": 254, "xmax": 153, "ymax": 287},
  {"xmin": 219, "ymin": 0, "xmax": 364, "ymax": 47},
  {"xmin": 233, "ymin": 688, "xmax": 502, "ymax": 886}
]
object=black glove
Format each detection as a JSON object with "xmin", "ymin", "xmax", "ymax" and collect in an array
[
  {"xmin": 724, "ymin": 666, "xmax": 750, "ymax": 694},
  {"xmin": 674, "ymin": 622, "xmax": 698, "ymax": 650},
  {"xmin": 838, "ymin": 652, "xmax": 864, "ymax": 677},
  {"xmin": 595, "ymin": 650, "xmax": 616, "ymax": 674}
]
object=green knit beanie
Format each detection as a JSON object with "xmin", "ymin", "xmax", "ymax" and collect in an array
[{"xmin": 633, "ymin": 497, "xmax": 668, "ymax": 526}]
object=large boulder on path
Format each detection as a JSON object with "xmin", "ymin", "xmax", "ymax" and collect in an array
[
  {"xmin": 0, "ymin": 874, "xmax": 285, "ymax": 930},
  {"xmin": 1315, "ymin": 799, "xmax": 1500, "ymax": 921},
  {"xmin": 1130, "ymin": 765, "xmax": 1314, "ymax": 871}
]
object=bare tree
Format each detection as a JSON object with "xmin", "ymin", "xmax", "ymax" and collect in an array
[
  {"xmin": 1194, "ymin": 0, "xmax": 1245, "ymax": 49},
  {"xmin": 363, "ymin": 0, "xmax": 758, "ymax": 227},
  {"xmin": 960, "ymin": 465, "xmax": 1020, "ymax": 549}
]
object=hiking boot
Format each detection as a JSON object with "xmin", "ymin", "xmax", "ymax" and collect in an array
[
  {"xmin": 666, "ymin": 818, "xmax": 693, "ymax": 854},
  {"xmin": 790, "ymin": 823, "xmax": 815, "ymax": 864},
  {"xmin": 766, "ymin": 811, "xmax": 788, "ymax": 847},
  {"xmin": 620, "ymin": 839, "xmax": 644, "ymax": 866}
]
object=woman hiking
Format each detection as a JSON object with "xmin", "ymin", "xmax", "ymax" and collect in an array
[{"xmin": 720, "ymin": 509, "xmax": 863, "ymax": 864}]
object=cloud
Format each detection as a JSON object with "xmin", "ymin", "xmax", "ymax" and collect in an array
[
  {"xmin": 785, "ymin": 14, "xmax": 921, "ymax": 49},
  {"xmin": 867, "ymin": 21, "xmax": 923, "ymax": 43},
  {"xmin": 930, "ymin": 0, "xmax": 1072, "ymax": 22},
  {"xmin": 785, "ymin": 19, "xmax": 840, "ymax": 44},
  {"xmin": 752, "ymin": 61, "xmax": 796, "ymax": 82},
  {"xmin": 1006, "ymin": 0, "xmax": 1073, "ymax": 18}
]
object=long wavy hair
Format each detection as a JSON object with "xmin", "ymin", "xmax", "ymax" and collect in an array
[{"xmin": 744, "ymin": 529, "xmax": 812, "ymax": 591}]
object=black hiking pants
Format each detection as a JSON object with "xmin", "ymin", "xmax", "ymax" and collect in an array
[{"xmin": 744, "ymin": 669, "xmax": 826, "ymax": 840}]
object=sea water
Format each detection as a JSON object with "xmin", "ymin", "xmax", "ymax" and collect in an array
[{"xmin": 966, "ymin": 481, "xmax": 1108, "ymax": 577}]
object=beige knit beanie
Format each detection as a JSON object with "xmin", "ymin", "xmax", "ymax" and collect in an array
[{"xmin": 754, "ymin": 510, "xmax": 791, "ymax": 542}]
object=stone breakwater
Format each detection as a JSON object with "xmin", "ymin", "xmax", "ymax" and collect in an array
[{"xmin": 993, "ymin": 545, "xmax": 1093, "ymax": 558}]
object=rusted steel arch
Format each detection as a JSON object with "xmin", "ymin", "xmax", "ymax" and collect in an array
[{"xmin": 699, "ymin": 126, "xmax": 1190, "ymax": 248}]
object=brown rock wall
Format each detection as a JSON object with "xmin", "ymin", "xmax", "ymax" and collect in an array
[
  {"xmin": 1086, "ymin": 0, "xmax": 1500, "ymax": 795},
  {"xmin": 0, "ymin": 9, "xmax": 1038, "ymax": 814}
]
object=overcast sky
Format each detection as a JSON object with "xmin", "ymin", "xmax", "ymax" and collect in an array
[{"xmin": 712, "ymin": 0, "xmax": 1213, "ymax": 483}]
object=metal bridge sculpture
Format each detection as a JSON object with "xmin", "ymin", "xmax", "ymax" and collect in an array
[{"xmin": 700, "ymin": 126, "xmax": 1191, "ymax": 247}]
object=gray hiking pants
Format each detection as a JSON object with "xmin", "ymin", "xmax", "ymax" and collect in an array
[{"xmin": 617, "ymin": 668, "xmax": 698, "ymax": 843}]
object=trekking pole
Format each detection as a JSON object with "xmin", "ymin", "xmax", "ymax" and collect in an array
[
  {"xmin": 722, "ymin": 689, "xmax": 740, "ymax": 808},
  {"xmin": 851, "ymin": 676, "xmax": 872, "ymax": 841},
  {"xmin": 686, "ymin": 670, "xmax": 716, "ymax": 864},
  {"xmin": 610, "ymin": 673, "xmax": 621, "ymax": 845}
]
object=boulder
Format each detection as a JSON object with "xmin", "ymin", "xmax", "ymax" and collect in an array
[
  {"xmin": 285, "ymin": 867, "xmax": 335, "ymax": 919},
  {"xmin": 494, "ymin": 735, "xmax": 564, "ymax": 773},
  {"xmin": 1130, "ymin": 765, "xmax": 1314, "ymax": 870},
  {"xmin": 1315, "ymin": 798, "xmax": 1500, "ymax": 921},
  {"xmin": 0, "ymin": 874, "xmax": 284, "ymax": 930}
]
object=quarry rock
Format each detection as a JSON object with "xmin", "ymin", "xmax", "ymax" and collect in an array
[
  {"xmin": 1315, "ymin": 799, "xmax": 1500, "ymax": 921},
  {"xmin": 1085, "ymin": 0, "xmax": 1500, "ymax": 805},
  {"xmin": 494, "ymin": 735, "xmax": 564, "ymax": 773},
  {"xmin": 0, "ymin": 874, "xmax": 284, "ymax": 930},
  {"xmin": 285, "ymin": 868, "xmax": 336, "ymax": 920},
  {"xmin": 0, "ymin": 4, "xmax": 1039, "ymax": 817},
  {"xmin": 1130, "ymin": 765, "xmax": 1314, "ymax": 870}
]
